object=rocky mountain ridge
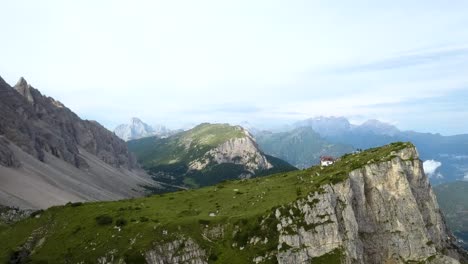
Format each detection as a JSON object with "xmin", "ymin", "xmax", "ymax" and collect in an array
[
  {"xmin": 0, "ymin": 76, "xmax": 155, "ymax": 208},
  {"xmin": 114, "ymin": 117, "xmax": 173, "ymax": 141},
  {"xmin": 0, "ymin": 76, "xmax": 137, "ymax": 169}
]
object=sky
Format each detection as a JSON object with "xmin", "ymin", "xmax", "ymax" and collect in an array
[{"xmin": 1, "ymin": 0, "xmax": 468, "ymax": 134}]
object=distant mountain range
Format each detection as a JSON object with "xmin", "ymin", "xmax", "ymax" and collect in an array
[
  {"xmin": 128, "ymin": 123, "xmax": 296, "ymax": 188},
  {"xmin": 279, "ymin": 116, "xmax": 468, "ymax": 184},
  {"xmin": 255, "ymin": 127, "xmax": 354, "ymax": 168},
  {"xmin": 0, "ymin": 76, "xmax": 156, "ymax": 209},
  {"xmin": 120, "ymin": 116, "xmax": 468, "ymax": 184},
  {"xmin": 114, "ymin": 117, "xmax": 175, "ymax": 141}
]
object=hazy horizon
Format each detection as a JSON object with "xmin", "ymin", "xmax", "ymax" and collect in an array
[{"xmin": 2, "ymin": 1, "xmax": 468, "ymax": 135}]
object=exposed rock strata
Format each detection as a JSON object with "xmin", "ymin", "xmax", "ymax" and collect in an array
[
  {"xmin": 271, "ymin": 147, "xmax": 466, "ymax": 263},
  {"xmin": 189, "ymin": 132, "xmax": 273, "ymax": 174},
  {"xmin": 145, "ymin": 237, "xmax": 207, "ymax": 264}
]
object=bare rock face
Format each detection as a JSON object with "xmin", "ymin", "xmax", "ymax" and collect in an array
[
  {"xmin": 0, "ymin": 76, "xmax": 156, "ymax": 209},
  {"xmin": 0, "ymin": 137, "xmax": 20, "ymax": 167},
  {"xmin": 145, "ymin": 237, "xmax": 208, "ymax": 264},
  {"xmin": 114, "ymin": 117, "xmax": 156, "ymax": 141},
  {"xmin": 262, "ymin": 147, "xmax": 466, "ymax": 263},
  {"xmin": 0, "ymin": 76, "xmax": 137, "ymax": 170},
  {"xmin": 189, "ymin": 133, "xmax": 273, "ymax": 173}
]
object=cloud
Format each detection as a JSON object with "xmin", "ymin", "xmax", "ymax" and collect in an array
[
  {"xmin": 332, "ymin": 46, "xmax": 468, "ymax": 73},
  {"xmin": 423, "ymin": 160, "xmax": 443, "ymax": 178},
  {"xmin": 464, "ymin": 173, "xmax": 468, "ymax": 181}
]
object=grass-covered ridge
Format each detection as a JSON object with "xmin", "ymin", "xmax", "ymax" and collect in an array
[
  {"xmin": 0, "ymin": 142, "xmax": 414, "ymax": 263},
  {"xmin": 128, "ymin": 123, "xmax": 246, "ymax": 166},
  {"xmin": 128, "ymin": 123, "xmax": 296, "ymax": 188}
]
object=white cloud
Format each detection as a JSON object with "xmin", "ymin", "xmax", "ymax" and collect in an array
[
  {"xmin": 2, "ymin": 1, "xmax": 468, "ymax": 134},
  {"xmin": 464, "ymin": 173, "xmax": 468, "ymax": 181},
  {"xmin": 423, "ymin": 160, "xmax": 443, "ymax": 178}
]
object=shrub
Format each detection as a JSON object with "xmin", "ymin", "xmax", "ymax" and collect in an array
[
  {"xmin": 198, "ymin": 219, "xmax": 210, "ymax": 225},
  {"xmin": 72, "ymin": 225, "xmax": 82, "ymax": 234},
  {"xmin": 296, "ymin": 187, "xmax": 302, "ymax": 197},
  {"xmin": 139, "ymin": 216, "xmax": 149, "ymax": 222},
  {"xmin": 209, "ymin": 252, "xmax": 218, "ymax": 261},
  {"xmin": 116, "ymin": 218, "xmax": 128, "ymax": 227},
  {"xmin": 70, "ymin": 202, "xmax": 83, "ymax": 207},
  {"xmin": 124, "ymin": 252, "xmax": 146, "ymax": 264},
  {"xmin": 95, "ymin": 215, "xmax": 113, "ymax": 226}
]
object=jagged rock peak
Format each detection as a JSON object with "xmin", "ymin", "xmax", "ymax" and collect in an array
[
  {"xmin": 14, "ymin": 77, "xmax": 34, "ymax": 103},
  {"xmin": 15, "ymin": 76, "xmax": 28, "ymax": 87},
  {"xmin": 130, "ymin": 117, "xmax": 144, "ymax": 124}
]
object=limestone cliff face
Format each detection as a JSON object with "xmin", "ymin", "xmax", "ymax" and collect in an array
[
  {"xmin": 188, "ymin": 131, "xmax": 273, "ymax": 174},
  {"xmin": 272, "ymin": 147, "xmax": 465, "ymax": 263},
  {"xmin": 145, "ymin": 238, "xmax": 207, "ymax": 264}
]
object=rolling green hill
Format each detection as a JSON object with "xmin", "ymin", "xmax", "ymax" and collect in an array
[
  {"xmin": 1, "ymin": 142, "xmax": 432, "ymax": 264},
  {"xmin": 434, "ymin": 181, "xmax": 468, "ymax": 249},
  {"xmin": 128, "ymin": 123, "xmax": 296, "ymax": 188}
]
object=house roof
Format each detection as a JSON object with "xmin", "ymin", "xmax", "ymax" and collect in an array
[{"xmin": 320, "ymin": 156, "xmax": 335, "ymax": 161}]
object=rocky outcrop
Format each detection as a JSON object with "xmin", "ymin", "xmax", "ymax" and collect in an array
[
  {"xmin": 267, "ymin": 147, "xmax": 467, "ymax": 263},
  {"xmin": 145, "ymin": 237, "xmax": 207, "ymax": 264},
  {"xmin": 0, "ymin": 205, "xmax": 33, "ymax": 225},
  {"xmin": 189, "ymin": 133, "xmax": 273, "ymax": 173}
]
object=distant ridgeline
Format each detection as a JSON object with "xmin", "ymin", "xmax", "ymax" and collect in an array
[
  {"xmin": 291, "ymin": 116, "xmax": 468, "ymax": 184},
  {"xmin": 255, "ymin": 126, "xmax": 354, "ymax": 169},
  {"xmin": 128, "ymin": 123, "xmax": 296, "ymax": 189},
  {"xmin": 1, "ymin": 142, "xmax": 466, "ymax": 263}
]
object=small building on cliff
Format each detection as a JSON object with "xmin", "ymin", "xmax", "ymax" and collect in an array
[{"xmin": 320, "ymin": 156, "xmax": 335, "ymax": 166}]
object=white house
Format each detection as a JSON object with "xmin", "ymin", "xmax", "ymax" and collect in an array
[{"xmin": 320, "ymin": 156, "xmax": 335, "ymax": 166}]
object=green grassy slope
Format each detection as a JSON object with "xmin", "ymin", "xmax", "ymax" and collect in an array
[
  {"xmin": 0, "ymin": 142, "xmax": 412, "ymax": 263},
  {"xmin": 128, "ymin": 123, "xmax": 246, "ymax": 166},
  {"xmin": 434, "ymin": 181, "xmax": 468, "ymax": 249},
  {"xmin": 128, "ymin": 123, "xmax": 296, "ymax": 188},
  {"xmin": 255, "ymin": 127, "xmax": 354, "ymax": 169}
]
